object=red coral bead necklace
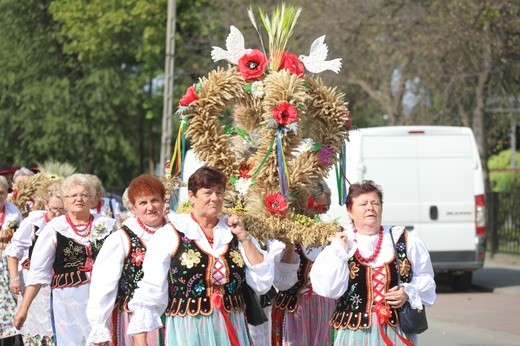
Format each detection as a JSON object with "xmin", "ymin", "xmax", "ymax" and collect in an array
[
  {"xmin": 137, "ymin": 217, "xmax": 166, "ymax": 234},
  {"xmin": 66, "ymin": 213, "xmax": 93, "ymax": 237},
  {"xmin": 353, "ymin": 226, "xmax": 384, "ymax": 263},
  {"xmin": 190, "ymin": 213, "xmax": 215, "ymax": 245}
]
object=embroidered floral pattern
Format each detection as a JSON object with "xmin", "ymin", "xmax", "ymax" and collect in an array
[
  {"xmin": 399, "ymin": 258, "xmax": 411, "ymax": 278},
  {"xmin": 349, "ymin": 293, "xmax": 362, "ymax": 310},
  {"xmin": 131, "ymin": 247, "xmax": 146, "ymax": 266},
  {"xmin": 180, "ymin": 249, "xmax": 202, "ymax": 268},
  {"xmin": 230, "ymin": 250, "xmax": 244, "ymax": 268},
  {"xmin": 62, "ymin": 241, "xmax": 84, "ymax": 261},
  {"xmin": 349, "ymin": 261, "xmax": 360, "ymax": 280}
]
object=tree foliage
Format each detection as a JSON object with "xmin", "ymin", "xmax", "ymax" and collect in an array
[
  {"xmin": 0, "ymin": 0, "xmax": 519, "ymax": 192},
  {"xmin": 488, "ymin": 149, "xmax": 520, "ymax": 191}
]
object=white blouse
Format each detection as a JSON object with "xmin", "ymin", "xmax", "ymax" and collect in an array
[
  {"xmin": 309, "ymin": 226, "xmax": 436, "ymax": 310},
  {"xmin": 26, "ymin": 214, "xmax": 116, "ymax": 286},
  {"xmin": 126, "ymin": 213, "xmax": 274, "ymax": 335},
  {"xmin": 86, "ymin": 217, "xmax": 161, "ymax": 344}
]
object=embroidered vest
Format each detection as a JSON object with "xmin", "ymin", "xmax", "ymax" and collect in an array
[
  {"xmin": 273, "ymin": 245, "xmax": 313, "ymax": 312},
  {"xmin": 331, "ymin": 231, "xmax": 412, "ymax": 330},
  {"xmin": 114, "ymin": 226, "xmax": 146, "ymax": 312},
  {"xmin": 52, "ymin": 232, "xmax": 92, "ymax": 288},
  {"xmin": 165, "ymin": 229, "xmax": 246, "ymax": 316}
]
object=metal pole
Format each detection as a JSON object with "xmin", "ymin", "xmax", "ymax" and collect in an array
[
  {"xmin": 159, "ymin": 0, "xmax": 177, "ymax": 175},
  {"xmin": 511, "ymin": 114, "xmax": 517, "ymax": 170}
]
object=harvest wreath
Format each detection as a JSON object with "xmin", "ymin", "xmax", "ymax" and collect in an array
[{"xmin": 168, "ymin": 4, "xmax": 351, "ymax": 246}]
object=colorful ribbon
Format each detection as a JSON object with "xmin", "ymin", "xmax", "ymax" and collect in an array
[
  {"xmin": 169, "ymin": 119, "xmax": 187, "ymax": 178},
  {"xmin": 336, "ymin": 140, "xmax": 348, "ymax": 205},
  {"xmin": 276, "ymin": 128, "xmax": 290, "ymax": 196},
  {"xmin": 211, "ymin": 289, "xmax": 240, "ymax": 346}
]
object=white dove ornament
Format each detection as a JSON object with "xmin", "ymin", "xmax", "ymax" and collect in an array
[
  {"xmin": 299, "ymin": 35, "xmax": 342, "ymax": 74},
  {"xmin": 211, "ymin": 25, "xmax": 252, "ymax": 65}
]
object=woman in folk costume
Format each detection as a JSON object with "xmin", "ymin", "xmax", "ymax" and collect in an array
[
  {"xmin": 127, "ymin": 166, "xmax": 274, "ymax": 345},
  {"xmin": 5, "ymin": 182, "xmax": 65, "ymax": 345},
  {"xmin": 88, "ymin": 174, "xmax": 122, "ymax": 221},
  {"xmin": 0, "ymin": 175, "xmax": 23, "ymax": 346},
  {"xmin": 310, "ymin": 180, "xmax": 436, "ymax": 345},
  {"xmin": 13, "ymin": 173, "xmax": 116, "ymax": 345},
  {"xmin": 271, "ymin": 180, "xmax": 337, "ymax": 346},
  {"xmin": 87, "ymin": 174, "xmax": 168, "ymax": 345}
]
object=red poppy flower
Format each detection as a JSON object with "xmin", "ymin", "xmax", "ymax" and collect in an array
[
  {"xmin": 264, "ymin": 193, "xmax": 289, "ymax": 214},
  {"xmin": 307, "ymin": 195, "xmax": 325, "ymax": 213},
  {"xmin": 179, "ymin": 86, "xmax": 198, "ymax": 107},
  {"xmin": 279, "ymin": 52, "xmax": 304, "ymax": 77},
  {"xmin": 237, "ymin": 49, "xmax": 269, "ymax": 80},
  {"xmin": 272, "ymin": 101, "xmax": 299, "ymax": 126},
  {"xmin": 239, "ymin": 163, "xmax": 251, "ymax": 178}
]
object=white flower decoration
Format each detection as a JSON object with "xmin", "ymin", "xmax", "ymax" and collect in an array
[
  {"xmin": 235, "ymin": 177, "xmax": 253, "ymax": 195},
  {"xmin": 244, "ymin": 133, "xmax": 260, "ymax": 150},
  {"xmin": 300, "ymin": 138, "xmax": 315, "ymax": 152},
  {"xmin": 251, "ymin": 81, "xmax": 265, "ymax": 98}
]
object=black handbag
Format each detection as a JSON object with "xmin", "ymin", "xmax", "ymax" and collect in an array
[
  {"xmin": 242, "ymin": 283, "xmax": 268, "ymax": 326},
  {"xmin": 390, "ymin": 229, "xmax": 428, "ymax": 334}
]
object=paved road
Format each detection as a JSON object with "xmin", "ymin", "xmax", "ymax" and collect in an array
[{"xmin": 420, "ymin": 253, "xmax": 520, "ymax": 346}]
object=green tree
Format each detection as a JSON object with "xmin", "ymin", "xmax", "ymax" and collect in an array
[{"xmin": 488, "ymin": 149, "xmax": 520, "ymax": 191}]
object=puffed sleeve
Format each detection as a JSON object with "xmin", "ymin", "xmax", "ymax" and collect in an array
[
  {"xmin": 127, "ymin": 225, "xmax": 178, "ymax": 335},
  {"xmin": 86, "ymin": 230, "xmax": 129, "ymax": 344},
  {"xmin": 309, "ymin": 236, "xmax": 356, "ymax": 299},
  {"xmin": 239, "ymin": 237, "xmax": 274, "ymax": 295},
  {"xmin": 26, "ymin": 225, "xmax": 57, "ymax": 286},
  {"xmin": 270, "ymin": 240, "xmax": 300, "ymax": 291},
  {"xmin": 400, "ymin": 229, "xmax": 436, "ymax": 309}
]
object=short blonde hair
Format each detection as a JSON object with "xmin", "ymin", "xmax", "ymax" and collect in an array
[{"xmin": 60, "ymin": 173, "xmax": 96, "ymax": 198}]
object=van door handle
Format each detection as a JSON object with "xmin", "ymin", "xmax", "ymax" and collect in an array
[{"xmin": 430, "ymin": 206, "xmax": 438, "ymax": 220}]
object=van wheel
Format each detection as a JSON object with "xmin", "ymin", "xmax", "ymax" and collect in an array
[{"xmin": 451, "ymin": 272, "xmax": 472, "ymax": 292}]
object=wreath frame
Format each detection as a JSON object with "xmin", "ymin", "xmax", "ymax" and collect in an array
[{"xmin": 177, "ymin": 63, "xmax": 349, "ymax": 247}]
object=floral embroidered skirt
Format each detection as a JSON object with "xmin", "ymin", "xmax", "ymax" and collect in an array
[
  {"xmin": 0, "ymin": 257, "xmax": 21, "ymax": 339},
  {"xmin": 18, "ymin": 269, "xmax": 54, "ymax": 345}
]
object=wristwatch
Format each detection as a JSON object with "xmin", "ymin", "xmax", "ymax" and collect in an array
[{"xmin": 239, "ymin": 232, "xmax": 253, "ymax": 243}]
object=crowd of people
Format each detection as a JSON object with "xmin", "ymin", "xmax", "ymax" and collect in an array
[{"xmin": 0, "ymin": 165, "xmax": 436, "ymax": 346}]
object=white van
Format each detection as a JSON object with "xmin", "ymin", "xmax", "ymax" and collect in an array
[{"xmin": 325, "ymin": 126, "xmax": 486, "ymax": 291}]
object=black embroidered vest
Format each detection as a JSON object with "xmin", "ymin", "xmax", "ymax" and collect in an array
[
  {"xmin": 331, "ymin": 230, "xmax": 412, "ymax": 330},
  {"xmin": 114, "ymin": 226, "xmax": 146, "ymax": 312},
  {"xmin": 273, "ymin": 245, "xmax": 313, "ymax": 312},
  {"xmin": 52, "ymin": 232, "xmax": 91, "ymax": 288},
  {"xmin": 165, "ymin": 228, "xmax": 246, "ymax": 316}
]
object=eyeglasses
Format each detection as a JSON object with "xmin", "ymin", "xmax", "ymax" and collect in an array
[
  {"xmin": 64, "ymin": 193, "xmax": 92, "ymax": 200},
  {"xmin": 48, "ymin": 207, "xmax": 66, "ymax": 214}
]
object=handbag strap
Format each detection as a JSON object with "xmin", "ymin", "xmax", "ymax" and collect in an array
[{"xmin": 389, "ymin": 227, "xmax": 402, "ymax": 288}]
